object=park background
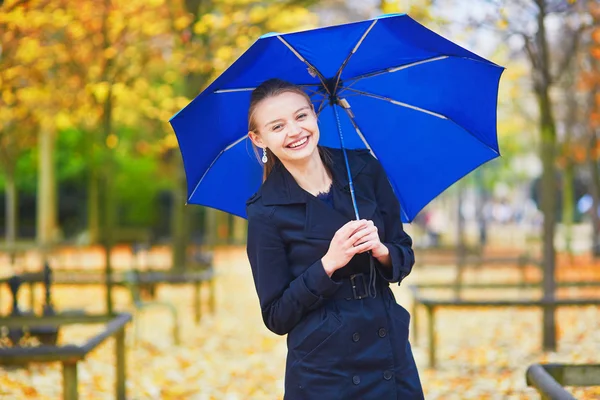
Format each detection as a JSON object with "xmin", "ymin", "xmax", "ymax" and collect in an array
[{"xmin": 1, "ymin": 0, "xmax": 599, "ymax": 399}]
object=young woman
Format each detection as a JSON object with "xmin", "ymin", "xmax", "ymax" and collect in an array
[{"xmin": 246, "ymin": 78, "xmax": 423, "ymax": 399}]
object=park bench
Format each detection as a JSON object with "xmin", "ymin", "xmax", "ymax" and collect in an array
[
  {"xmin": 123, "ymin": 269, "xmax": 180, "ymax": 345},
  {"xmin": 408, "ymin": 283, "xmax": 600, "ymax": 368},
  {"xmin": 1, "ymin": 266, "xmax": 216, "ymax": 324},
  {"xmin": 0, "ymin": 313, "xmax": 131, "ymax": 400},
  {"xmin": 526, "ymin": 363, "xmax": 600, "ymax": 399}
]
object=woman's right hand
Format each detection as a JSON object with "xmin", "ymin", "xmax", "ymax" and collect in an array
[{"xmin": 321, "ymin": 219, "xmax": 373, "ymax": 277}]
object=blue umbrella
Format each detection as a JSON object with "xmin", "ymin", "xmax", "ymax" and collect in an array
[{"xmin": 170, "ymin": 13, "xmax": 504, "ymax": 222}]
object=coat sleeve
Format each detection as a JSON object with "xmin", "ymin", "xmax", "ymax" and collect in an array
[
  {"xmin": 369, "ymin": 156, "xmax": 415, "ymax": 285},
  {"xmin": 246, "ymin": 205, "xmax": 341, "ymax": 335}
]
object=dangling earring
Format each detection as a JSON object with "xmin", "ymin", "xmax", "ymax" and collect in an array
[{"xmin": 262, "ymin": 148, "xmax": 268, "ymax": 164}]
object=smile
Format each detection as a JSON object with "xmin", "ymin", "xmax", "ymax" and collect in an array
[{"xmin": 287, "ymin": 136, "xmax": 309, "ymax": 149}]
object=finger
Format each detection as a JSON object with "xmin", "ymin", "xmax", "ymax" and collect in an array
[
  {"xmin": 340, "ymin": 220, "xmax": 368, "ymax": 237},
  {"xmin": 349, "ymin": 226, "xmax": 377, "ymax": 245},
  {"xmin": 344, "ymin": 228, "xmax": 374, "ymax": 249},
  {"xmin": 351, "ymin": 239, "xmax": 377, "ymax": 254},
  {"xmin": 353, "ymin": 232, "xmax": 379, "ymax": 248}
]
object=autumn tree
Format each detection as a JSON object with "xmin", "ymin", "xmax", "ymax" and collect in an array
[{"xmin": 162, "ymin": 0, "xmax": 320, "ymax": 270}]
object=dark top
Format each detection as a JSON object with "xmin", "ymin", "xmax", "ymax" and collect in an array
[{"xmin": 315, "ymin": 185, "xmax": 334, "ymax": 208}]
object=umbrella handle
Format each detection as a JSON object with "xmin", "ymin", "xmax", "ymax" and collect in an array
[{"xmin": 333, "ymin": 104, "xmax": 360, "ymax": 221}]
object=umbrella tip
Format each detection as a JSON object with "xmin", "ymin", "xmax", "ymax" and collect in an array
[
  {"xmin": 376, "ymin": 13, "xmax": 406, "ymax": 20},
  {"xmin": 259, "ymin": 32, "xmax": 281, "ymax": 39}
]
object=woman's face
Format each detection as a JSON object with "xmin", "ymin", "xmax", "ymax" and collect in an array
[{"xmin": 249, "ymin": 91, "xmax": 319, "ymax": 165}]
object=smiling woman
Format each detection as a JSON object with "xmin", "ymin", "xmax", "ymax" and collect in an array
[
  {"xmin": 247, "ymin": 79, "xmax": 331, "ymax": 190},
  {"xmin": 245, "ymin": 78, "xmax": 423, "ymax": 399}
]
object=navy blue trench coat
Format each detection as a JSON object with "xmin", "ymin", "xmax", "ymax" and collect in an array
[{"xmin": 246, "ymin": 147, "xmax": 424, "ymax": 399}]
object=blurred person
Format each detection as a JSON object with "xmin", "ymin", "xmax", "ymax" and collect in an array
[
  {"xmin": 246, "ymin": 79, "xmax": 423, "ymax": 399},
  {"xmin": 425, "ymin": 207, "xmax": 447, "ymax": 247}
]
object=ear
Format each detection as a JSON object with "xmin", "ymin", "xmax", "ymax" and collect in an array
[{"xmin": 248, "ymin": 131, "xmax": 264, "ymax": 148}]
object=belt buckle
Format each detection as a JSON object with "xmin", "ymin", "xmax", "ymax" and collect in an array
[{"xmin": 350, "ymin": 273, "xmax": 368, "ymax": 300}]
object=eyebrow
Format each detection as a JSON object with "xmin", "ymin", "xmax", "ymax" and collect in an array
[{"xmin": 264, "ymin": 106, "xmax": 311, "ymax": 127}]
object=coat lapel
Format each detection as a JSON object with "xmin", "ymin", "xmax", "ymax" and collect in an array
[{"xmin": 261, "ymin": 148, "xmax": 377, "ymax": 241}]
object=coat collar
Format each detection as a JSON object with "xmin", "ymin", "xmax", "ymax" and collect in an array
[
  {"xmin": 261, "ymin": 147, "xmax": 369, "ymax": 206},
  {"xmin": 260, "ymin": 148, "xmax": 376, "ymax": 239}
]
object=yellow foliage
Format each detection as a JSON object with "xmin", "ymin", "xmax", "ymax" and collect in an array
[
  {"xmin": 90, "ymin": 82, "xmax": 111, "ymax": 103},
  {"xmin": 249, "ymin": 6, "xmax": 267, "ymax": 24},
  {"xmin": 15, "ymin": 38, "xmax": 42, "ymax": 64},
  {"xmin": 381, "ymin": 0, "xmax": 403, "ymax": 14},
  {"xmin": 104, "ymin": 47, "xmax": 118, "ymax": 59},
  {"xmin": 174, "ymin": 16, "xmax": 191, "ymax": 31},
  {"xmin": 161, "ymin": 97, "xmax": 175, "ymax": 112},
  {"xmin": 163, "ymin": 71, "xmax": 178, "ymax": 84},
  {"xmin": 193, "ymin": 21, "xmax": 209, "ymax": 36},
  {"xmin": 236, "ymin": 35, "xmax": 251, "ymax": 49},
  {"xmin": 496, "ymin": 19, "xmax": 508, "ymax": 30},
  {"xmin": 164, "ymin": 133, "xmax": 178, "ymax": 149},
  {"xmin": 216, "ymin": 46, "xmax": 234, "ymax": 63},
  {"xmin": 55, "ymin": 112, "xmax": 72, "ymax": 130},
  {"xmin": 2, "ymin": 90, "xmax": 16, "ymax": 106},
  {"xmin": 106, "ymin": 133, "xmax": 119, "ymax": 149}
]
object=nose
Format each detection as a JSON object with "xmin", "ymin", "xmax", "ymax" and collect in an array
[{"xmin": 289, "ymin": 120, "xmax": 303, "ymax": 136}]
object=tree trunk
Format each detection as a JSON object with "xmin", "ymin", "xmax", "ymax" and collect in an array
[
  {"xmin": 36, "ymin": 122, "xmax": 58, "ymax": 249},
  {"xmin": 87, "ymin": 166, "xmax": 100, "ymax": 244},
  {"xmin": 171, "ymin": 157, "xmax": 189, "ymax": 271},
  {"xmin": 102, "ymin": 89, "xmax": 116, "ymax": 315},
  {"xmin": 475, "ymin": 169, "xmax": 487, "ymax": 249},
  {"xmin": 562, "ymin": 158, "xmax": 574, "ymax": 256},
  {"xmin": 5, "ymin": 168, "xmax": 17, "ymax": 247},
  {"xmin": 171, "ymin": 0, "xmax": 205, "ymax": 270},
  {"xmin": 454, "ymin": 184, "xmax": 466, "ymax": 299},
  {"xmin": 538, "ymin": 90, "xmax": 557, "ymax": 351},
  {"xmin": 534, "ymin": 0, "xmax": 557, "ymax": 351},
  {"xmin": 101, "ymin": 0, "xmax": 115, "ymax": 314}
]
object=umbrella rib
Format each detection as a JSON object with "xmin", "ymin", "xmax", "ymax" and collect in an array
[
  {"xmin": 276, "ymin": 36, "xmax": 331, "ymax": 95},
  {"xmin": 315, "ymin": 97, "xmax": 329, "ymax": 116},
  {"xmin": 338, "ymin": 102, "xmax": 412, "ymax": 222},
  {"xmin": 345, "ymin": 56, "xmax": 449, "ymax": 85},
  {"xmin": 187, "ymin": 135, "xmax": 249, "ymax": 203},
  {"xmin": 214, "ymin": 87, "xmax": 256, "ymax": 93},
  {"xmin": 342, "ymin": 87, "xmax": 448, "ymax": 120},
  {"xmin": 332, "ymin": 20, "xmax": 378, "ymax": 93},
  {"xmin": 338, "ymin": 106, "xmax": 374, "ymax": 155},
  {"xmin": 214, "ymin": 84, "xmax": 320, "ymax": 94}
]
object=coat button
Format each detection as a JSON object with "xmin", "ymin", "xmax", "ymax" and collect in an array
[
  {"xmin": 383, "ymin": 370, "xmax": 393, "ymax": 380},
  {"xmin": 378, "ymin": 328, "xmax": 387, "ymax": 338},
  {"xmin": 352, "ymin": 332, "xmax": 360, "ymax": 342},
  {"xmin": 352, "ymin": 375, "xmax": 361, "ymax": 385}
]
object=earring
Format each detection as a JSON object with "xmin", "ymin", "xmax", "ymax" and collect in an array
[{"xmin": 262, "ymin": 148, "xmax": 268, "ymax": 164}]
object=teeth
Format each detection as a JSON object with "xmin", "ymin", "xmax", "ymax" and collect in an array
[{"xmin": 289, "ymin": 137, "xmax": 308, "ymax": 148}]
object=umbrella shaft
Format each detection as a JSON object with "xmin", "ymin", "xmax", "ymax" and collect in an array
[{"xmin": 333, "ymin": 104, "xmax": 360, "ymax": 220}]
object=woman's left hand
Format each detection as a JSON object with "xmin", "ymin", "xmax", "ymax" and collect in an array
[{"xmin": 350, "ymin": 220, "xmax": 390, "ymax": 260}]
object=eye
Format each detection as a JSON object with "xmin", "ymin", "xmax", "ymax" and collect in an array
[
  {"xmin": 296, "ymin": 113, "xmax": 307, "ymax": 120},
  {"xmin": 271, "ymin": 123, "xmax": 284, "ymax": 132}
]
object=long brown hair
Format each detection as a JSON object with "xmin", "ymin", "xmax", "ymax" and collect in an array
[{"xmin": 248, "ymin": 78, "xmax": 331, "ymax": 181}]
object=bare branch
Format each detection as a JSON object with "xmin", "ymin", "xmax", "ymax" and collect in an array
[
  {"xmin": 523, "ymin": 33, "xmax": 540, "ymax": 71},
  {"xmin": 552, "ymin": 24, "xmax": 590, "ymax": 84}
]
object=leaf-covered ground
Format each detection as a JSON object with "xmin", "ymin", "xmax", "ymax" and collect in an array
[{"xmin": 1, "ymin": 246, "xmax": 599, "ymax": 399}]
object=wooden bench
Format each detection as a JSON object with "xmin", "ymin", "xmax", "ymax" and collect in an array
[
  {"xmin": 526, "ymin": 363, "xmax": 600, "ymax": 399},
  {"xmin": 123, "ymin": 270, "xmax": 180, "ymax": 345},
  {"xmin": 0, "ymin": 267, "xmax": 216, "ymax": 327},
  {"xmin": 0, "ymin": 313, "xmax": 131, "ymax": 400},
  {"xmin": 408, "ymin": 284, "xmax": 600, "ymax": 368}
]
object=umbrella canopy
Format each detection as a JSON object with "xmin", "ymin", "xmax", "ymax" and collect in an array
[{"xmin": 170, "ymin": 13, "xmax": 504, "ymax": 222}]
